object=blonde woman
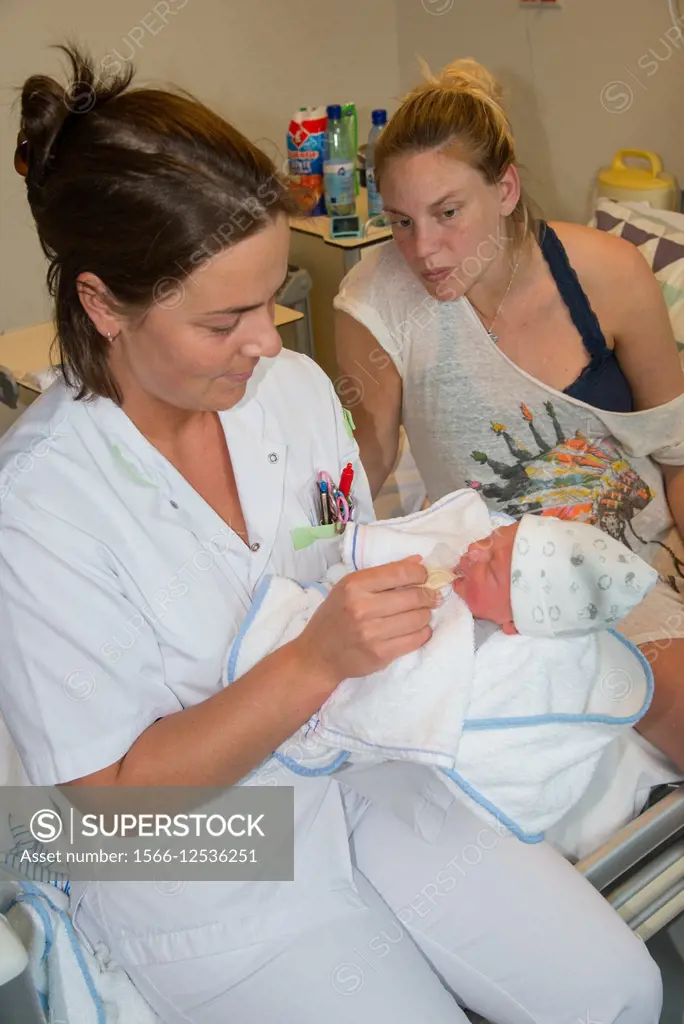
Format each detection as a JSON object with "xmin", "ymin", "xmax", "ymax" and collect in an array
[{"xmin": 335, "ymin": 58, "xmax": 684, "ymax": 777}]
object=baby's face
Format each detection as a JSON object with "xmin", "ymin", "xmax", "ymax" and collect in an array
[{"xmin": 452, "ymin": 523, "xmax": 519, "ymax": 634}]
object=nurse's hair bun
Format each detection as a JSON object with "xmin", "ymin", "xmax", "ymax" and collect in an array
[
  {"xmin": 16, "ymin": 45, "xmax": 131, "ymax": 197},
  {"xmin": 15, "ymin": 43, "xmax": 297, "ymax": 406}
]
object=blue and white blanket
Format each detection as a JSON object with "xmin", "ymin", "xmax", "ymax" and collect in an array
[
  {"xmin": 226, "ymin": 490, "xmax": 654, "ymax": 842},
  {"xmin": 0, "ymin": 818, "xmax": 159, "ymax": 1023}
]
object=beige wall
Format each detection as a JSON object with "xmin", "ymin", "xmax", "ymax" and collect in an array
[
  {"xmin": 0, "ymin": 0, "xmax": 399, "ymax": 332},
  {"xmin": 396, "ymin": 0, "xmax": 684, "ymax": 224},
  {"xmin": 5, "ymin": 0, "xmax": 682, "ymax": 337}
]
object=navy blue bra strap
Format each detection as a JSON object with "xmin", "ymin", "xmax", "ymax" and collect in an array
[{"xmin": 538, "ymin": 221, "xmax": 609, "ymax": 360}]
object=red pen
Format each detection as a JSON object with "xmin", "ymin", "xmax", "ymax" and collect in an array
[{"xmin": 338, "ymin": 462, "xmax": 354, "ymax": 499}]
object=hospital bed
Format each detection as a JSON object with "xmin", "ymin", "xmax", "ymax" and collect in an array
[{"xmin": 577, "ymin": 784, "xmax": 684, "ymax": 942}]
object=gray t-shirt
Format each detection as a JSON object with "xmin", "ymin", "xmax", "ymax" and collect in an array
[{"xmin": 334, "ymin": 241, "xmax": 684, "ymax": 605}]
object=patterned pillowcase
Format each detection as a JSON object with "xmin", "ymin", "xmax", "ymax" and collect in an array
[{"xmin": 590, "ymin": 198, "xmax": 684, "ymax": 359}]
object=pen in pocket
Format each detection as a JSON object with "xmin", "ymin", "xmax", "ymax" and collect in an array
[{"xmin": 319, "ymin": 480, "xmax": 331, "ymax": 525}]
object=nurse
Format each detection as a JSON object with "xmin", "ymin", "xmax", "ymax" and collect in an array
[{"xmin": 0, "ymin": 48, "xmax": 661, "ymax": 1023}]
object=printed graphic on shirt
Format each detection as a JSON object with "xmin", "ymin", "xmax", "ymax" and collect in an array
[{"xmin": 466, "ymin": 401, "xmax": 684, "ymax": 591}]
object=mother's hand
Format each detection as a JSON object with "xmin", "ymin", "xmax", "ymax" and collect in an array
[{"xmin": 295, "ymin": 557, "xmax": 438, "ymax": 686}]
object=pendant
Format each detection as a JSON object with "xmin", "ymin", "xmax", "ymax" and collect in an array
[{"xmin": 488, "ymin": 329, "xmax": 499, "ymax": 345}]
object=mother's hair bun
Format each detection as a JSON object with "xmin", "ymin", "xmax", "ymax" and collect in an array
[{"xmin": 421, "ymin": 56, "xmax": 504, "ymax": 108}]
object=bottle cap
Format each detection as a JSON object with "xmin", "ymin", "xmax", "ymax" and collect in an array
[
  {"xmin": 371, "ymin": 109, "xmax": 388, "ymax": 126},
  {"xmin": 327, "ymin": 104, "xmax": 342, "ymax": 120}
]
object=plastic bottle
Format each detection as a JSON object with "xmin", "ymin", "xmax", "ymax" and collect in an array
[
  {"xmin": 324, "ymin": 104, "xmax": 356, "ymax": 216},
  {"xmin": 342, "ymin": 102, "xmax": 359, "ymax": 194},
  {"xmin": 366, "ymin": 109, "xmax": 387, "ymax": 221},
  {"xmin": 287, "ymin": 106, "xmax": 328, "ymax": 216}
]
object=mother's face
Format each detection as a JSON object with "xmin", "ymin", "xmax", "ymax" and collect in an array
[
  {"xmin": 380, "ymin": 150, "xmax": 519, "ymax": 302},
  {"xmin": 105, "ymin": 214, "xmax": 291, "ymax": 413}
]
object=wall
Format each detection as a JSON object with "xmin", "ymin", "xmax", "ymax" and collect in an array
[
  {"xmin": 0, "ymin": 0, "xmax": 400, "ymax": 332},
  {"xmin": 6, "ymin": 1, "xmax": 681, "ymax": 336},
  {"xmin": 395, "ymin": 0, "xmax": 684, "ymax": 224}
]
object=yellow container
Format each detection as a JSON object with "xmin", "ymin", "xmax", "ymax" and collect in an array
[{"xmin": 598, "ymin": 149, "xmax": 680, "ymax": 211}]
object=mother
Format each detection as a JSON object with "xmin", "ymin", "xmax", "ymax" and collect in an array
[
  {"xmin": 336, "ymin": 58, "xmax": 684, "ymax": 772},
  {"xmin": 0, "ymin": 49, "xmax": 661, "ymax": 1023}
]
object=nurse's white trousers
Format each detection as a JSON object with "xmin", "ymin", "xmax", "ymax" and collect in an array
[{"xmin": 74, "ymin": 791, "xmax": 662, "ymax": 1023}]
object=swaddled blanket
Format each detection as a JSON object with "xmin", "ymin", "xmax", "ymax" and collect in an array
[{"xmin": 225, "ymin": 490, "xmax": 654, "ymax": 841}]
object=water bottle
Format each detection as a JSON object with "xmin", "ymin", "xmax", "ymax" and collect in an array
[
  {"xmin": 366, "ymin": 109, "xmax": 387, "ymax": 220},
  {"xmin": 324, "ymin": 104, "xmax": 356, "ymax": 216}
]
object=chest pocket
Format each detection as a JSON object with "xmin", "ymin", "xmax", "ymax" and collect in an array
[{"xmin": 270, "ymin": 470, "xmax": 344, "ymax": 582}]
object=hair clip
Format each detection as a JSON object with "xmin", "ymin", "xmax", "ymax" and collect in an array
[{"xmin": 14, "ymin": 135, "xmax": 29, "ymax": 179}]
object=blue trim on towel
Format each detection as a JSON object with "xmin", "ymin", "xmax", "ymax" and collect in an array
[
  {"xmin": 16, "ymin": 891, "xmax": 54, "ymax": 964},
  {"xmin": 226, "ymin": 575, "xmax": 274, "ymax": 685},
  {"xmin": 226, "ymin": 575, "xmax": 353, "ymax": 777},
  {"xmin": 274, "ymin": 750, "xmax": 351, "ymax": 775},
  {"xmin": 351, "ymin": 523, "xmax": 360, "ymax": 570},
  {"xmin": 440, "ymin": 768, "xmax": 545, "ymax": 844},
  {"xmin": 440, "ymin": 632, "xmax": 654, "ymax": 844},
  {"xmin": 227, "ymin": 576, "xmax": 330, "ymax": 686},
  {"xmin": 13, "ymin": 882, "xmax": 106, "ymax": 1024},
  {"xmin": 382, "ymin": 487, "xmax": 478, "ymax": 527},
  {"xmin": 463, "ymin": 629, "xmax": 654, "ymax": 731},
  {"xmin": 612, "ymin": 628, "xmax": 655, "ymax": 711},
  {"xmin": 319, "ymin": 723, "xmax": 453, "ymax": 762}
]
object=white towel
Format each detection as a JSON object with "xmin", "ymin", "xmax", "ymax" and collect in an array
[
  {"xmin": 226, "ymin": 490, "xmax": 653, "ymax": 840},
  {"xmin": 453, "ymin": 628, "xmax": 652, "ymax": 838},
  {"xmin": 345, "ymin": 487, "xmax": 492, "ymax": 571},
  {"xmin": 3, "ymin": 881, "xmax": 160, "ymax": 1024}
]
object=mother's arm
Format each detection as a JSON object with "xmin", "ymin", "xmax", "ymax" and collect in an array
[
  {"xmin": 606, "ymin": 235, "xmax": 684, "ymax": 537},
  {"xmin": 662, "ymin": 464, "xmax": 684, "ymax": 541},
  {"xmin": 559, "ymin": 224, "xmax": 684, "ymax": 532},
  {"xmin": 575, "ymin": 228, "xmax": 684, "ymax": 769},
  {"xmin": 335, "ymin": 311, "xmax": 403, "ymax": 499}
]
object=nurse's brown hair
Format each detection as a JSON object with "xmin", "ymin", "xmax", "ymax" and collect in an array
[{"xmin": 15, "ymin": 46, "xmax": 297, "ymax": 403}]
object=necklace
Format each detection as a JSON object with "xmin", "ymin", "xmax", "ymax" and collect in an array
[{"xmin": 475, "ymin": 253, "xmax": 521, "ymax": 345}]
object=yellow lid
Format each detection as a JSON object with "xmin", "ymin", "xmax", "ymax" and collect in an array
[{"xmin": 599, "ymin": 149, "xmax": 673, "ymax": 192}]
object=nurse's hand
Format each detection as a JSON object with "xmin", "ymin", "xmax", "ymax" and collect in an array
[{"xmin": 296, "ymin": 556, "xmax": 438, "ymax": 685}]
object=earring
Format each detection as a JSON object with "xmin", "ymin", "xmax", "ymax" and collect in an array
[{"xmin": 106, "ymin": 332, "xmax": 113, "ymax": 342}]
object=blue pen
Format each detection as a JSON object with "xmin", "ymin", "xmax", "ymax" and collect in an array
[{"xmin": 319, "ymin": 480, "xmax": 331, "ymax": 525}]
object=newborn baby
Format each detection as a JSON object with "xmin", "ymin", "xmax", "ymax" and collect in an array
[
  {"xmin": 452, "ymin": 522, "xmax": 520, "ymax": 634},
  {"xmin": 228, "ymin": 491, "xmax": 659, "ymax": 841},
  {"xmin": 448, "ymin": 513, "xmax": 657, "ymax": 642}
]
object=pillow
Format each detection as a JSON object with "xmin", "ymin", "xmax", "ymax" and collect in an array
[{"xmin": 590, "ymin": 199, "xmax": 684, "ymax": 358}]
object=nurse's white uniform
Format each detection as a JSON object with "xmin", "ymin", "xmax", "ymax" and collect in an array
[{"xmin": 0, "ymin": 350, "xmax": 661, "ymax": 1023}]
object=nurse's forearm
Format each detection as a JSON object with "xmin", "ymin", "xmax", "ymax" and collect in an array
[
  {"xmin": 68, "ymin": 560, "xmax": 434, "ymax": 790},
  {"xmin": 114, "ymin": 642, "xmax": 338, "ymax": 787}
]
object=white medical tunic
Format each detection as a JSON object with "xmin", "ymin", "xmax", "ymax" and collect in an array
[{"xmin": 0, "ymin": 349, "xmax": 375, "ymax": 979}]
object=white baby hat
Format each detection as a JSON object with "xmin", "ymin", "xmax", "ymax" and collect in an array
[{"xmin": 510, "ymin": 514, "xmax": 659, "ymax": 638}]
